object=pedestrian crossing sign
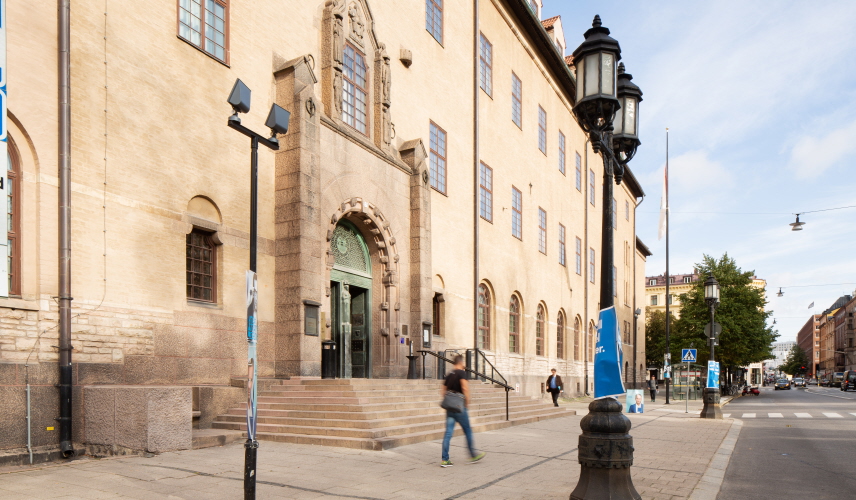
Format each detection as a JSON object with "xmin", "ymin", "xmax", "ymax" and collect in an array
[{"xmin": 681, "ymin": 349, "xmax": 697, "ymax": 363}]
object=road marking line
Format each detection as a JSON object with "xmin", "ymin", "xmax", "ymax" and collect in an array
[
  {"xmin": 850, "ymin": 413, "xmax": 856, "ymax": 417},
  {"xmin": 768, "ymin": 413, "xmax": 783, "ymax": 418},
  {"xmin": 823, "ymin": 413, "xmax": 843, "ymax": 418},
  {"xmin": 723, "ymin": 413, "xmax": 731, "ymax": 418},
  {"xmin": 741, "ymin": 413, "xmax": 756, "ymax": 418},
  {"xmin": 795, "ymin": 413, "xmax": 812, "ymax": 418}
]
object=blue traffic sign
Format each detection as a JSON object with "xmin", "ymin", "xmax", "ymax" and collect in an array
[{"xmin": 681, "ymin": 349, "xmax": 697, "ymax": 363}]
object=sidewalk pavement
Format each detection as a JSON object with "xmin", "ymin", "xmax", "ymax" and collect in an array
[{"xmin": 0, "ymin": 398, "xmax": 738, "ymax": 500}]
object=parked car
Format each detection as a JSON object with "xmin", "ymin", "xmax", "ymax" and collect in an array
[
  {"xmin": 807, "ymin": 378, "xmax": 818, "ymax": 386},
  {"xmin": 775, "ymin": 379, "xmax": 791, "ymax": 390},
  {"xmin": 832, "ymin": 372, "xmax": 845, "ymax": 388},
  {"xmin": 792, "ymin": 377, "xmax": 806, "ymax": 387},
  {"xmin": 841, "ymin": 371, "xmax": 856, "ymax": 391},
  {"xmin": 820, "ymin": 378, "xmax": 830, "ymax": 387}
]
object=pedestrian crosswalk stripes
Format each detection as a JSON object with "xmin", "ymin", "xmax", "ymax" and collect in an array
[
  {"xmin": 769, "ymin": 413, "xmax": 783, "ymax": 418},
  {"xmin": 742, "ymin": 413, "xmax": 756, "ymax": 418},
  {"xmin": 823, "ymin": 412, "xmax": 843, "ymax": 418},
  {"xmin": 795, "ymin": 413, "xmax": 813, "ymax": 418}
]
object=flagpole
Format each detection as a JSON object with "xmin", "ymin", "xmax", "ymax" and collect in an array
[{"xmin": 665, "ymin": 128, "xmax": 671, "ymax": 405}]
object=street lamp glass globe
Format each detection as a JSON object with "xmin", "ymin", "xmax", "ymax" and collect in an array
[
  {"xmin": 572, "ymin": 15, "xmax": 622, "ymax": 134},
  {"xmin": 704, "ymin": 275, "xmax": 720, "ymax": 302}
]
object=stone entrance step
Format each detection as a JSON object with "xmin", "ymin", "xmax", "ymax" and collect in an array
[{"xmin": 211, "ymin": 378, "xmax": 574, "ymax": 450}]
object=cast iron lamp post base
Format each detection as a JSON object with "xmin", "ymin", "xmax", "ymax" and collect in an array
[
  {"xmin": 570, "ymin": 398, "xmax": 641, "ymax": 500},
  {"xmin": 700, "ymin": 387, "xmax": 722, "ymax": 419}
]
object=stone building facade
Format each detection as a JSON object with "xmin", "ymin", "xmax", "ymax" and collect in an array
[
  {"xmin": 1, "ymin": 0, "xmax": 647, "ymax": 455},
  {"xmin": 796, "ymin": 314, "xmax": 821, "ymax": 377}
]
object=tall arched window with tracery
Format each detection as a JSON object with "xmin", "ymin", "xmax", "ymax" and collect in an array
[
  {"xmin": 588, "ymin": 322, "xmax": 596, "ymax": 361},
  {"xmin": 509, "ymin": 295, "xmax": 520, "ymax": 353},
  {"xmin": 536, "ymin": 304, "xmax": 545, "ymax": 356},
  {"xmin": 574, "ymin": 317, "xmax": 581, "ymax": 360},
  {"xmin": 7, "ymin": 140, "xmax": 21, "ymax": 295},
  {"xmin": 556, "ymin": 312, "xmax": 565, "ymax": 359},
  {"xmin": 477, "ymin": 284, "xmax": 491, "ymax": 350}
]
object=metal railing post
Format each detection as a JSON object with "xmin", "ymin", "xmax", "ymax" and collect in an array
[{"xmin": 506, "ymin": 388, "xmax": 509, "ymax": 421}]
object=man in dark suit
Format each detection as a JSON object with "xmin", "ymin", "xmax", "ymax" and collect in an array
[
  {"xmin": 628, "ymin": 393, "xmax": 644, "ymax": 413},
  {"xmin": 546, "ymin": 369, "xmax": 563, "ymax": 407}
]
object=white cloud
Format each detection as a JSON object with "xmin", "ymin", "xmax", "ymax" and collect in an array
[{"xmin": 788, "ymin": 120, "xmax": 856, "ymax": 179}]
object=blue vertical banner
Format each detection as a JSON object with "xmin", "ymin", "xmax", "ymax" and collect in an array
[
  {"xmin": 246, "ymin": 271, "xmax": 259, "ymax": 441},
  {"xmin": 594, "ymin": 306, "xmax": 625, "ymax": 399},
  {"xmin": 707, "ymin": 361, "xmax": 720, "ymax": 389},
  {"xmin": 0, "ymin": 0, "xmax": 9, "ymax": 297}
]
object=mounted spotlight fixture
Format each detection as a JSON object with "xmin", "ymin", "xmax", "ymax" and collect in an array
[
  {"xmin": 227, "ymin": 78, "xmax": 252, "ymax": 123},
  {"xmin": 790, "ymin": 214, "xmax": 805, "ymax": 231}
]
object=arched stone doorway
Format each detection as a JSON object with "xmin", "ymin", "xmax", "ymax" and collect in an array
[{"xmin": 330, "ymin": 220, "xmax": 373, "ymax": 378}]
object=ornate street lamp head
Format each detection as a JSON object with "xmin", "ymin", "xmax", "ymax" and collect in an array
[
  {"xmin": 704, "ymin": 274, "xmax": 720, "ymax": 306},
  {"xmin": 790, "ymin": 214, "xmax": 805, "ymax": 231},
  {"xmin": 613, "ymin": 62, "xmax": 643, "ymax": 165},
  {"xmin": 572, "ymin": 15, "xmax": 622, "ymax": 141}
]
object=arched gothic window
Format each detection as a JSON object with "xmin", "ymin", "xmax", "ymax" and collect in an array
[
  {"xmin": 557, "ymin": 312, "xmax": 565, "ymax": 359},
  {"xmin": 536, "ymin": 304, "xmax": 545, "ymax": 356},
  {"xmin": 477, "ymin": 284, "xmax": 491, "ymax": 350},
  {"xmin": 509, "ymin": 296, "xmax": 520, "ymax": 353},
  {"xmin": 574, "ymin": 317, "xmax": 581, "ymax": 361}
]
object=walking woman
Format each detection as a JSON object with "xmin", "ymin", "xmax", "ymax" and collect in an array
[{"xmin": 440, "ymin": 355, "xmax": 486, "ymax": 467}]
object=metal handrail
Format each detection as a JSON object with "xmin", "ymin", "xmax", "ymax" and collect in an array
[
  {"xmin": 418, "ymin": 350, "xmax": 512, "ymax": 421},
  {"xmin": 471, "ymin": 348, "xmax": 508, "ymax": 387}
]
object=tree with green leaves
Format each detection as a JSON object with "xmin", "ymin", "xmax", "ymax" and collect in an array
[
  {"xmin": 673, "ymin": 253, "xmax": 778, "ymax": 369},
  {"xmin": 780, "ymin": 344, "xmax": 810, "ymax": 376},
  {"xmin": 645, "ymin": 309, "xmax": 677, "ymax": 368}
]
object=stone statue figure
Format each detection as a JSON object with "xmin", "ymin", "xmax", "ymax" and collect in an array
[
  {"xmin": 382, "ymin": 106, "xmax": 392, "ymax": 148},
  {"xmin": 349, "ymin": 2, "xmax": 365, "ymax": 42},
  {"xmin": 334, "ymin": 72, "xmax": 344, "ymax": 117},
  {"xmin": 379, "ymin": 43, "xmax": 391, "ymax": 107}
]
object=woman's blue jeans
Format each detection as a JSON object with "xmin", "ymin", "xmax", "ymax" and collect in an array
[{"xmin": 441, "ymin": 408, "xmax": 476, "ymax": 461}]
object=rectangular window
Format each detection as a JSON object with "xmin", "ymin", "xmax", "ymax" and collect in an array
[
  {"xmin": 538, "ymin": 106, "xmax": 547, "ymax": 154},
  {"xmin": 187, "ymin": 229, "xmax": 217, "ymax": 302},
  {"xmin": 538, "ymin": 208, "xmax": 547, "ymax": 254},
  {"xmin": 343, "ymin": 44, "xmax": 369, "ymax": 134},
  {"xmin": 575, "ymin": 153, "xmax": 582, "ymax": 191},
  {"xmin": 511, "ymin": 73, "xmax": 522, "ymax": 128},
  {"xmin": 511, "ymin": 187, "xmax": 523, "ymax": 239},
  {"xmin": 625, "ymin": 200, "xmax": 630, "ymax": 221},
  {"xmin": 612, "ymin": 198, "xmax": 617, "ymax": 229},
  {"xmin": 479, "ymin": 33, "xmax": 493, "ymax": 96},
  {"xmin": 558, "ymin": 131, "xmax": 566, "ymax": 174},
  {"xmin": 589, "ymin": 169, "xmax": 596, "ymax": 205},
  {"xmin": 425, "ymin": 0, "xmax": 443, "ymax": 44},
  {"xmin": 429, "ymin": 122, "xmax": 447, "ymax": 194},
  {"xmin": 649, "ymin": 279, "xmax": 656, "ymax": 286},
  {"xmin": 683, "ymin": 276, "xmax": 692, "ymax": 284},
  {"xmin": 558, "ymin": 224, "xmax": 566, "ymax": 266},
  {"xmin": 589, "ymin": 248, "xmax": 595, "ymax": 283},
  {"xmin": 613, "ymin": 266, "xmax": 617, "ymax": 297},
  {"xmin": 178, "ymin": 0, "xmax": 228, "ymax": 62},
  {"xmin": 479, "ymin": 162, "xmax": 493, "ymax": 222},
  {"xmin": 575, "ymin": 237, "xmax": 582, "ymax": 275},
  {"xmin": 668, "ymin": 294, "xmax": 674, "ymax": 305},
  {"xmin": 651, "ymin": 295, "xmax": 658, "ymax": 306}
]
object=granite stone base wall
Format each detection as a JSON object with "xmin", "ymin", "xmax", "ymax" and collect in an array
[{"xmin": 84, "ymin": 386, "xmax": 192, "ymax": 454}]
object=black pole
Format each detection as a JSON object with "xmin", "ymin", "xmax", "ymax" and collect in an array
[
  {"xmin": 664, "ymin": 130, "xmax": 670, "ymax": 405},
  {"xmin": 599, "ymin": 152, "xmax": 614, "ymax": 311},
  {"xmin": 244, "ymin": 135, "xmax": 259, "ymax": 500}
]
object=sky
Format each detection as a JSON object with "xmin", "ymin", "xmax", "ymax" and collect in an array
[{"xmin": 545, "ymin": 1, "xmax": 856, "ymax": 342}]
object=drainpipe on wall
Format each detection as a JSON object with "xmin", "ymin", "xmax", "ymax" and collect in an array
[
  {"xmin": 58, "ymin": 0, "xmax": 74, "ymax": 457},
  {"xmin": 472, "ymin": 0, "xmax": 480, "ymax": 354},
  {"xmin": 583, "ymin": 138, "xmax": 589, "ymax": 395}
]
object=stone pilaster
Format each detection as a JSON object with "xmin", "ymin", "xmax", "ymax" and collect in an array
[{"xmin": 273, "ymin": 55, "xmax": 323, "ymax": 377}]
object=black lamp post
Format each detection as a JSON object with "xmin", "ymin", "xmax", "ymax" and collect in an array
[
  {"xmin": 700, "ymin": 274, "xmax": 723, "ymax": 419},
  {"xmin": 569, "ymin": 15, "xmax": 642, "ymax": 500},
  {"xmin": 226, "ymin": 78, "xmax": 290, "ymax": 500}
]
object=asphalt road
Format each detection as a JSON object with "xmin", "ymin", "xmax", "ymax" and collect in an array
[{"xmin": 719, "ymin": 385, "xmax": 856, "ymax": 499}]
